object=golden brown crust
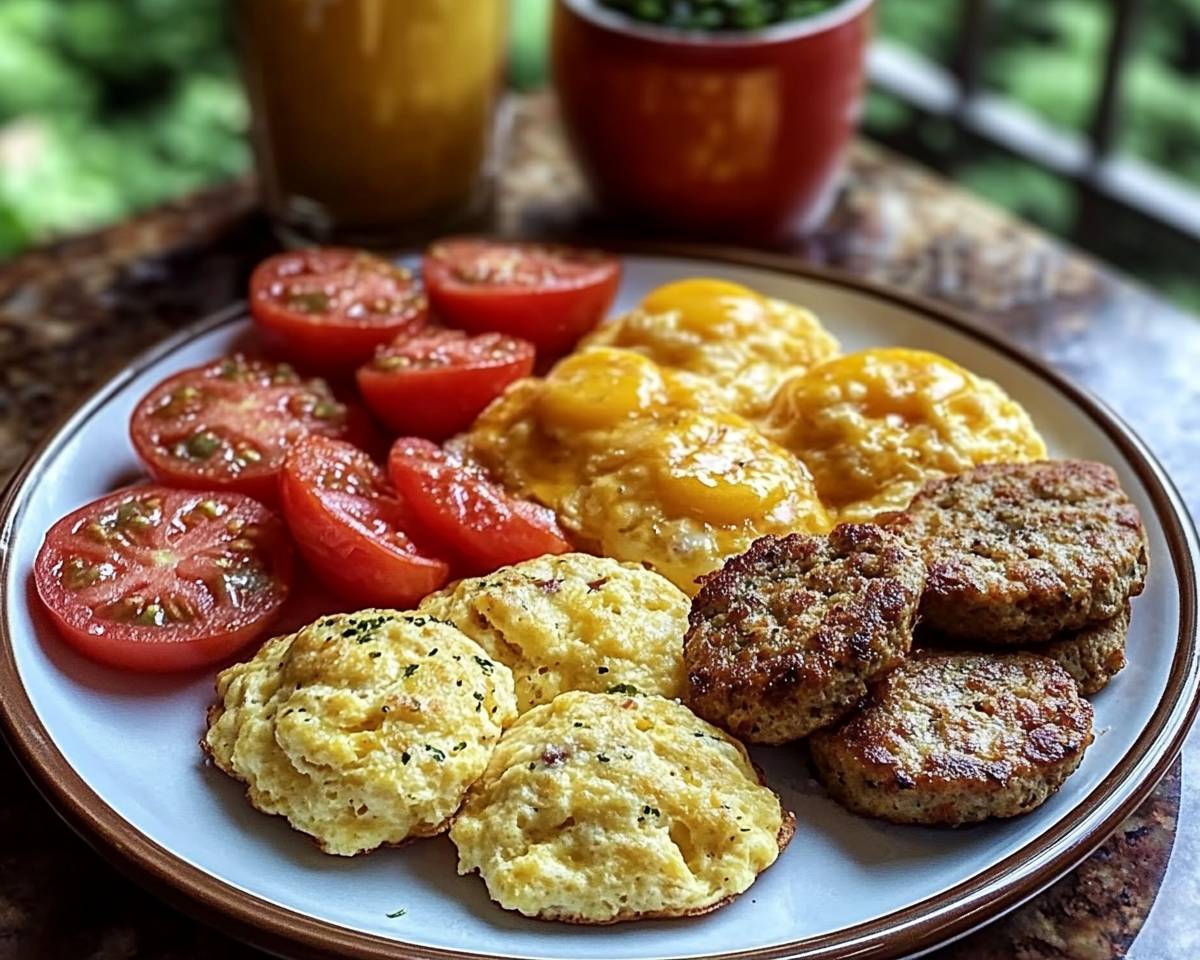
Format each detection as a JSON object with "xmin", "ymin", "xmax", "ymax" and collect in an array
[
  {"xmin": 684, "ymin": 525, "xmax": 925, "ymax": 743},
  {"xmin": 888, "ymin": 460, "xmax": 1148, "ymax": 644},
  {"xmin": 1037, "ymin": 606, "xmax": 1130, "ymax": 695},
  {"xmin": 809, "ymin": 652, "xmax": 1094, "ymax": 826}
]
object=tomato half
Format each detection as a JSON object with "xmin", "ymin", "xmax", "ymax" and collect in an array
[
  {"xmin": 356, "ymin": 329, "xmax": 534, "ymax": 440},
  {"xmin": 422, "ymin": 238, "xmax": 620, "ymax": 354},
  {"xmin": 33, "ymin": 486, "xmax": 293, "ymax": 672},
  {"xmin": 130, "ymin": 355, "xmax": 364, "ymax": 503},
  {"xmin": 388, "ymin": 437, "xmax": 572, "ymax": 572},
  {"xmin": 279, "ymin": 435, "xmax": 450, "ymax": 606},
  {"xmin": 250, "ymin": 248, "xmax": 429, "ymax": 369}
]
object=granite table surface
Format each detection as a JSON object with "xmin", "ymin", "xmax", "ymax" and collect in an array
[{"xmin": 0, "ymin": 92, "xmax": 1197, "ymax": 959}]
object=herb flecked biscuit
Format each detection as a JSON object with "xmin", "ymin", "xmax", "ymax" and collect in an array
[
  {"xmin": 203, "ymin": 609, "xmax": 517, "ymax": 856},
  {"xmin": 809, "ymin": 652, "xmax": 1094, "ymax": 826},
  {"xmin": 418, "ymin": 553, "xmax": 689, "ymax": 712},
  {"xmin": 450, "ymin": 691, "xmax": 794, "ymax": 923},
  {"xmin": 889, "ymin": 460, "xmax": 1148, "ymax": 644},
  {"xmin": 684, "ymin": 525, "xmax": 926, "ymax": 744}
]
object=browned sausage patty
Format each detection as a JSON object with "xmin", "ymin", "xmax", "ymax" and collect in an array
[
  {"xmin": 683, "ymin": 524, "xmax": 925, "ymax": 744},
  {"xmin": 809, "ymin": 652, "xmax": 1094, "ymax": 826},
  {"xmin": 888, "ymin": 460, "xmax": 1148, "ymax": 645},
  {"xmin": 1035, "ymin": 604, "xmax": 1129, "ymax": 696}
]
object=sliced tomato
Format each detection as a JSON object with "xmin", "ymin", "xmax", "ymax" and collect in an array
[
  {"xmin": 129, "ymin": 355, "xmax": 366, "ymax": 504},
  {"xmin": 250, "ymin": 248, "xmax": 428, "ymax": 369},
  {"xmin": 279, "ymin": 435, "xmax": 450, "ymax": 606},
  {"xmin": 356, "ymin": 329, "xmax": 534, "ymax": 440},
  {"xmin": 422, "ymin": 238, "xmax": 619, "ymax": 354},
  {"xmin": 33, "ymin": 486, "xmax": 293, "ymax": 672},
  {"xmin": 387, "ymin": 437, "xmax": 571, "ymax": 573}
]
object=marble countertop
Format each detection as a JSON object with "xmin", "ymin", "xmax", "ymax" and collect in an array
[{"xmin": 0, "ymin": 92, "xmax": 1196, "ymax": 958}]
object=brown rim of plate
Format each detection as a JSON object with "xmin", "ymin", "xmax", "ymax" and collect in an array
[{"xmin": 0, "ymin": 247, "xmax": 1197, "ymax": 960}]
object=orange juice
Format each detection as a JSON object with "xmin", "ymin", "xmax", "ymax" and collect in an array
[{"xmin": 238, "ymin": 0, "xmax": 508, "ymax": 245}]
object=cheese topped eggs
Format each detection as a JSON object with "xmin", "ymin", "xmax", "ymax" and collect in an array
[
  {"xmin": 583, "ymin": 278, "xmax": 840, "ymax": 417},
  {"xmin": 762, "ymin": 348, "xmax": 1046, "ymax": 521},
  {"xmin": 419, "ymin": 553, "xmax": 689, "ymax": 712},
  {"xmin": 450, "ymin": 691, "xmax": 793, "ymax": 923},
  {"xmin": 203, "ymin": 610, "xmax": 517, "ymax": 856},
  {"xmin": 465, "ymin": 347, "xmax": 830, "ymax": 592}
]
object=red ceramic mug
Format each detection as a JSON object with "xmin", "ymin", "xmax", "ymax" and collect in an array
[{"xmin": 552, "ymin": 0, "xmax": 873, "ymax": 242}]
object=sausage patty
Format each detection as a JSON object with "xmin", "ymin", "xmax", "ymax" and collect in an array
[
  {"xmin": 683, "ymin": 524, "xmax": 925, "ymax": 744},
  {"xmin": 809, "ymin": 652, "xmax": 1094, "ymax": 826},
  {"xmin": 888, "ymin": 460, "xmax": 1148, "ymax": 644}
]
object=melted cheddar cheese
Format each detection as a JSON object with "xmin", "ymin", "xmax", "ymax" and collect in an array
[
  {"xmin": 466, "ymin": 347, "xmax": 829, "ymax": 592},
  {"xmin": 582, "ymin": 278, "xmax": 839, "ymax": 417},
  {"xmin": 762, "ymin": 347, "xmax": 1047, "ymax": 521}
]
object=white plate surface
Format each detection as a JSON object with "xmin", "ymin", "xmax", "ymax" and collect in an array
[{"xmin": 2, "ymin": 254, "xmax": 1197, "ymax": 960}]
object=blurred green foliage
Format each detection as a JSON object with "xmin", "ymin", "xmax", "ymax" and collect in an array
[
  {"xmin": 0, "ymin": 0, "xmax": 247, "ymax": 256},
  {"xmin": 1, "ymin": 0, "xmax": 1199, "ymax": 314}
]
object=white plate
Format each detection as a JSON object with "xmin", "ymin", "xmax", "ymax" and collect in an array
[{"xmin": 2, "ymin": 252, "xmax": 1197, "ymax": 960}]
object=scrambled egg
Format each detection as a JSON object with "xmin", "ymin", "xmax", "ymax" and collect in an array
[
  {"xmin": 203, "ymin": 610, "xmax": 517, "ymax": 856},
  {"xmin": 419, "ymin": 553, "xmax": 689, "ymax": 712},
  {"xmin": 465, "ymin": 347, "xmax": 829, "ymax": 592},
  {"xmin": 583, "ymin": 278, "xmax": 840, "ymax": 417},
  {"xmin": 762, "ymin": 348, "xmax": 1047, "ymax": 521},
  {"xmin": 450, "ymin": 691, "xmax": 792, "ymax": 923}
]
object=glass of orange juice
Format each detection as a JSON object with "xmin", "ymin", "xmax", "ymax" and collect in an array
[{"xmin": 237, "ymin": 0, "xmax": 509, "ymax": 247}]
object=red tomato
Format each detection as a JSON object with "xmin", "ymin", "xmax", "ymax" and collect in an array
[
  {"xmin": 387, "ymin": 437, "xmax": 571, "ymax": 572},
  {"xmin": 250, "ymin": 248, "xmax": 428, "ymax": 369},
  {"xmin": 422, "ymin": 238, "xmax": 620, "ymax": 354},
  {"xmin": 279, "ymin": 435, "xmax": 450, "ymax": 606},
  {"xmin": 130, "ymin": 355, "xmax": 365, "ymax": 504},
  {"xmin": 356, "ymin": 330, "xmax": 534, "ymax": 440},
  {"xmin": 33, "ymin": 486, "xmax": 293, "ymax": 672}
]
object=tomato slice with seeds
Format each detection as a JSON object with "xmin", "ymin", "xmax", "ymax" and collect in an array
[
  {"xmin": 130, "ymin": 355, "xmax": 363, "ymax": 503},
  {"xmin": 33, "ymin": 486, "xmax": 293, "ymax": 672},
  {"xmin": 279, "ymin": 435, "xmax": 450, "ymax": 606},
  {"xmin": 356, "ymin": 329, "xmax": 534, "ymax": 440},
  {"xmin": 422, "ymin": 238, "xmax": 619, "ymax": 355},
  {"xmin": 250, "ymin": 248, "xmax": 429, "ymax": 369},
  {"xmin": 388, "ymin": 437, "xmax": 572, "ymax": 573}
]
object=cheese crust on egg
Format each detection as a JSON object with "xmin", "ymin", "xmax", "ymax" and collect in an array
[
  {"xmin": 203, "ymin": 609, "xmax": 517, "ymax": 856},
  {"xmin": 419, "ymin": 553, "xmax": 689, "ymax": 712},
  {"xmin": 464, "ymin": 347, "xmax": 830, "ymax": 592},
  {"xmin": 450, "ymin": 691, "xmax": 794, "ymax": 923},
  {"xmin": 762, "ymin": 347, "xmax": 1046, "ymax": 522},
  {"xmin": 582, "ymin": 278, "xmax": 840, "ymax": 417}
]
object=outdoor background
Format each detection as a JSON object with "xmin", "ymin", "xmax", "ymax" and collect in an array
[{"xmin": 1, "ymin": 0, "xmax": 1198, "ymax": 310}]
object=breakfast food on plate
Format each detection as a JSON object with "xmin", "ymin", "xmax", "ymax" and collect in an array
[
  {"xmin": 419, "ymin": 553, "xmax": 689, "ymax": 711},
  {"xmin": 583, "ymin": 278, "xmax": 840, "ymax": 417},
  {"xmin": 464, "ymin": 346, "xmax": 830, "ymax": 592},
  {"xmin": 278, "ymin": 435, "xmax": 450, "ymax": 606},
  {"xmin": 684, "ymin": 526, "xmax": 926, "ymax": 744},
  {"xmin": 762, "ymin": 348, "xmax": 1046, "ymax": 522},
  {"xmin": 422, "ymin": 238, "xmax": 620, "ymax": 355},
  {"xmin": 33, "ymin": 238, "xmax": 1152, "ymax": 926},
  {"xmin": 34, "ymin": 486, "xmax": 294, "ymax": 672},
  {"xmin": 356, "ymin": 329, "xmax": 536, "ymax": 441},
  {"xmin": 129, "ymin": 354, "xmax": 367, "ymax": 504},
  {"xmin": 888, "ymin": 460, "xmax": 1149, "ymax": 645},
  {"xmin": 809, "ymin": 652, "xmax": 1094, "ymax": 826},
  {"xmin": 450, "ymin": 691, "xmax": 793, "ymax": 923},
  {"xmin": 249, "ymin": 248, "xmax": 429, "ymax": 369},
  {"xmin": 387, "ymin": 437, "xmax": 571, "ymax": 573},
  {"xmin": 204, "ymin": 609, "xmax": 517, "ymax": 856},
  {"xmin": 1036, "ymin": 605, "xmax": 1130, "ymax": 696}
]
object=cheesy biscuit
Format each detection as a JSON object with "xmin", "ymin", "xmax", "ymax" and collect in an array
[
  {"xmin": 419, "ymin": 553, "xmax": 689, "ymax": 712},
  {"xmin": 451, "ymin": 691, "xmax": 793, "ymax": 923},
  {"xmin": 204, "ymin": 609, "xmax": 517, "ymax": 856}
]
